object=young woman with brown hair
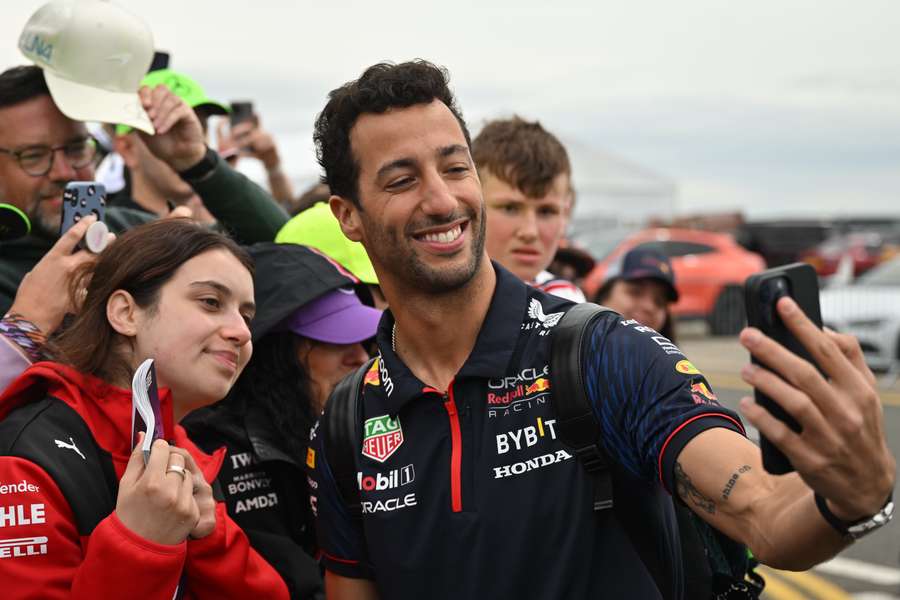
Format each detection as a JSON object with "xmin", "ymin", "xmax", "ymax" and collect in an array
[{"xmin": 0, "ymin": 219, "xmax": 289, "ymax": 599}]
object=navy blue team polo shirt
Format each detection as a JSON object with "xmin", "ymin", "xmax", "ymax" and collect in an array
[{"xmin": 307, "ymin": 263, "xmax": 745, "ymax": 600}]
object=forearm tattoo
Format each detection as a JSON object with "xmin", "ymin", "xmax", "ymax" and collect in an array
[
  {"xmin": 720, "ymin": 465, "xmax": 751, "ymax": 502},
  {"xmin": 675, "ymin": 461, "xmax": 716, "ymax": 514}
]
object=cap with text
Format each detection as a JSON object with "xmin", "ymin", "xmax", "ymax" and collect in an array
[{"xmin": 18, "ymin": 0, "xmax": 155, "ymax": 134}]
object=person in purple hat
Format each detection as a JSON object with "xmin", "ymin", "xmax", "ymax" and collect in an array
[
  {"xmin": 183, "ymin": 244, "xmax": 381, "ymax": 600},
  {"xmin": 280, "ymin": 287, "xmax": 381, "ymax": 413},
  {"xmin": 595, "ymin": 246, "xmax": 680, "ymax": 341}
]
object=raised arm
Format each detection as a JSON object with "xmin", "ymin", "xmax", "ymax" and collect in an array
[
  {"xmin": 137, "ymin": 85, "xmax": 289, "ymax": 244},
  {"xmin": 675, "ymin": 296, "xmax": 895, "ymax": 570}
]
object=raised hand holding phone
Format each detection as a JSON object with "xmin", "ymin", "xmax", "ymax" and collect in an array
[
  {"xmin": 9, "ymin": 213, "xmax": 112, "ymax": 334},
  {"xmin": 744, "ymin": 263, "xmax": 823, "ymax": 474},
  {"xmin": 739, "ymin": 271, "xmax": 895, "ymax": 523}
]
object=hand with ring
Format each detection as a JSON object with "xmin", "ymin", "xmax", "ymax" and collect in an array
[
  {"xmin": 114, "ymin": 436, "xmax": 200, "ymax": 544},
  {"xmin": 168, "ymin": 447, "xmax": 217, "ymax": 540},
  {"xmin": 166, "ymin": 463, "xmax": 187, "ymax": 480}
]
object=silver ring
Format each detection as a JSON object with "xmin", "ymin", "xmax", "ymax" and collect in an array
[{"xmin": 166, "ymin": 464, "xmax": 187, "ymax": 480}]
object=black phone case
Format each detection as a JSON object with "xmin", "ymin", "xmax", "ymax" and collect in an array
[
  {"xmin": 744, "ymin": 262, "xmax": 823, "ymax": 474},
  {"xmin": 60, "ymin": 182, "xmax": 106, "ymax": 238},
  {"xmin": 229, "ymin": 101, "xmax": 254, "ymax": 126}
]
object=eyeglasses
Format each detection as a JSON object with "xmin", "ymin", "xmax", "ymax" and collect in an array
[{"xmin": 0, "ymin": 137, "xmax": 97, "ymax": 177}]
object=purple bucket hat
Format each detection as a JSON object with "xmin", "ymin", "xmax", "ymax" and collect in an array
[{"xmin": 279, "ymin": 288, "xmax": 381, "ymax": 344}]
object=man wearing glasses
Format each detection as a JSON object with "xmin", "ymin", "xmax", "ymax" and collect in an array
[{"xmin": 0, "ymin": 65, "xmax": 289, "ymax": 316}]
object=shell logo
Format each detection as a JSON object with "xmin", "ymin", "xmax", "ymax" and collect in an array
[{"xmin": 675, "ymin": 360, "xmax": 702, "ymax": 376}]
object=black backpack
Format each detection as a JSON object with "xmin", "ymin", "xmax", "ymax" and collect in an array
[{"xmin": 322, "ymin": 303, "xmax": 765, "ymax": 600}]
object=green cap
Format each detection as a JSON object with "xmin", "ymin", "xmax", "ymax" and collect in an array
[
  {"xmin": 116, "ymin": 69, "xmax": 228, "ymax": 134},
  {"xmin": 275, "ymin": 202, "xmax": 379, "ymax": 285}
]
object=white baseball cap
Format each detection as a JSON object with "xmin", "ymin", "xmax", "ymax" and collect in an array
[{"xmin": 18, "ymin": 0, "xmax": 155, "ymax": 134}]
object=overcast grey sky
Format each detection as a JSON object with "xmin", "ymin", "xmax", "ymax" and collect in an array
[{"xmin": 4, "ymin": 0, "xmax": 900, "ymax": 219}]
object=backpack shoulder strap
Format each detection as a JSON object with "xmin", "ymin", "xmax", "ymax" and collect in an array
[
  {"xmin": 551, "ymin": 304, "xmax": 764, "ymax": 598},
  {"xmin": 550, "ymin": 302, "xmax": 616, "ymax": 511},
  {"xmin": 321, "ymin": 356, "xmax": 375, "ymax": 519},
  {"xmin": 0, "ymin": 397, "xmax": 118, "ymax": 535}
]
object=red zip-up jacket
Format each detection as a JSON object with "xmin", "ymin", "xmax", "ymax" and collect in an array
[{"xmin": 0, "ymin": 362, "xmax": 290, "ymax": 600}]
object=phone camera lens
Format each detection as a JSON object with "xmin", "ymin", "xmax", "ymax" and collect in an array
[
  {"xmin": 80, "ymin": 198, "xmax": 87, "ymax": 207},
  {"xmin": 87, "ymin": 185, "xmax": 95, "ymax": 196},
  {"xmin": 99, "ymin": 196, "xmax": 106, "ymax": 206},
  {"xmin": 73, "ymin": 214, "xmax": 81, "ymax": 222}
]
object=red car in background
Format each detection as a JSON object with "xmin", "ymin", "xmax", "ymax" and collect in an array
[
  {"xmin": 799, "ymin": 232, "xmax": 900, "ymax": 278},
  {"xmin": 582, "ymin": 228, "xmax": 766, "ymax": 335}
]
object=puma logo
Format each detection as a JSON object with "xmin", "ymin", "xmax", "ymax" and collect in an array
[{"xmin": 54, "ymin": 437, "xmax": 86, "ymax": 460}]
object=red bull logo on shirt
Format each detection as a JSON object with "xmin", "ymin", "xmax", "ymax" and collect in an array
[
  {"xmin": 362, "ymin": 415, "xmax": 404, "ymax": 463},
  {"xmin": 364, "ymin": 360, "xmax": 380, "ymax": 387},
  {"xmin": 691, "ymin": 381, "xmax": 718, "ymax": 404},
  {"xmin": 525, "ymin": 378, "xmax": 550, "ymax": 395},
  {"xmin": 487, "ymin": 368, "xmax": 552, "ymax": 418}
]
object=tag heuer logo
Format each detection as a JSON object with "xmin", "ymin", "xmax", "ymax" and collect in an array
[{"xmin": 362, "ymin": 415, "xmax": 404, "ymax": 463}]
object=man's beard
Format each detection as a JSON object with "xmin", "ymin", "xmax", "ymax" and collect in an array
[
  {"xmin": 363, "ymin": 204, "xmax": 487, "ymax": 295},
  {"xmin": 28, "ymin": 198, "xmax": 63, "ymax": 239}
]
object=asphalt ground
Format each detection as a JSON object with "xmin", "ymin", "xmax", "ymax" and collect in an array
[{"xmin": 679, "ymin": 331, "xmax": 900, "ymax": 600}]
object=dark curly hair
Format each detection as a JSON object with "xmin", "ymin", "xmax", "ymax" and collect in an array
[
  {"xmin": 314, "ymin": 60, "xmax": 472, "ymax": 207},
  {"xmin": 228, "ymin": 331, "xmax": 316, "ymax": 464}
]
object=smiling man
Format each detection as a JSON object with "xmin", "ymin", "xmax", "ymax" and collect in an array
[
  {"xmin": 0, "ymin": 69, "xmax": 96, "ymax": 236},
  {"xmin": 308, "ymin": 61, "xmax": 895, "ymax": 600}
]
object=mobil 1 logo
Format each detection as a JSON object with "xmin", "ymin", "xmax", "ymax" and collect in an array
[{"xmin": 357, "ymin": 464, "xmax": 415, "ymax": 492}]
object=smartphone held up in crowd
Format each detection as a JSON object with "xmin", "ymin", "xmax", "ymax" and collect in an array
[
  {"xmin": 229, "ymin": 100, "xmax": 255, "ymax": 127},
  {"xmin": 744, "ymin": 262, "xmax": 824, "ymax": 475},
  {"xmin": 60, "ymin": 181, "xmax": 110, "ymax": 253}
]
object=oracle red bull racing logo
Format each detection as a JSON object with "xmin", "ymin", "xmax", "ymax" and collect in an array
[
  {"xmin": 488, "ymin": 366, "xmax": 552, "ymax": 418},
  {"xmin": 362, "ymin": 414, "xmax": 404, "ymax": 463}
]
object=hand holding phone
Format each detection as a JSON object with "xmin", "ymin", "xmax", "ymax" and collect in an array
[{"xmin": 744, "ymin": 263, "xmax": 823, "ymax": 474}]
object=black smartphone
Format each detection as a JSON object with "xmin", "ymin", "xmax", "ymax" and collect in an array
[
  {"xmin": 744, "ymin": 262, "xmax": 823, "ymax": 474},
  {"xmin": 149, "ymin": 50, "xmax": 170, "ymax": 73},
  {"xmin": 230, "ymin": 100, "xmax": 255, "ymax": 127}
]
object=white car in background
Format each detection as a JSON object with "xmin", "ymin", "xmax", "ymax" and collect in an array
[{"xmin": 820, "ymin": 256, "xmax": 900, "ymax": 372}]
